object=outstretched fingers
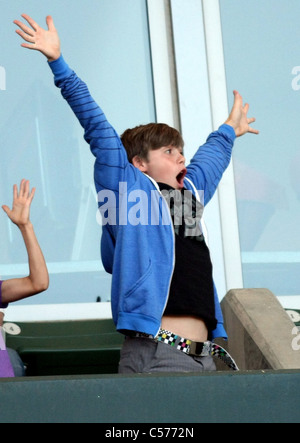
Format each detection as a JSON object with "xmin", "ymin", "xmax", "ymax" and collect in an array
[
  {"xmin": 46, "ymin": 15, "xmax": 56, "ymax": 32},
  {"xmin": 20, "ymin": 13, "xmax": 39, "ymax": 31},
  {"xmin": 14, "ymin": 13, "xmax": 61, "ymax": 61},
  {"xmin": 225, "ymin": 90, "xmax": 259, "ymax": 136},
  {"xmin": 18, "ymin": 179, "xmax": 35, "ymax": 201},
  {"xmin": 243, "ymin": 102, "xmax": 249, "ymax": 114},
  {"xmin": 14, "ymin": 16, "xmax": 37, "ymax": 48},
  {"xmin": 14, "ymin": 20, "xmax": 35, "ymax": 36},
  {"xmin": 15, "ymin": 30, "xmax": 36, "ymax": 46},
  {"xmin": 248, "ymin": 120, "xmax": 259, "ymax": 134},
  {"xmin": 244, "ymin": 104, "xmax": 259, "ymax": 134}
]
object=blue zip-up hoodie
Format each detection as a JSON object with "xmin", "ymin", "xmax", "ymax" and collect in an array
[{"xmin": 49, "ymin": 56, "xmax": 236, "ymax": 340}]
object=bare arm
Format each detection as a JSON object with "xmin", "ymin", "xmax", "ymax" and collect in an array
[
  {"xmin": 1, "ymin": 180, "xmax": 49, "ymax": 305},
  {"xmin": 0, "ymin": 311, "xmax": 4, "ymax": 327}
]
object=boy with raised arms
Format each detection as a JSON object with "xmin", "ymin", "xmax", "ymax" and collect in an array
[{"xmin": 14, "ymin": 14, "xmax": 258, "ymax": 373}]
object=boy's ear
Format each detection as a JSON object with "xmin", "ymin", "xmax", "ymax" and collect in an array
[{"xmin": 132, "ymin": 155, "xmax": 148, "ymax": 172}]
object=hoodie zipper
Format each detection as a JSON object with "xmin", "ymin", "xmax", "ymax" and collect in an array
[{"xmin": 143, "ymin": 174, "xmax": 176, "ymax": 338}]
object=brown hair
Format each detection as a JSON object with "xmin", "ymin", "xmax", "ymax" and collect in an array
[{"xmin": 121, "ymin": 123, "xmax": 184, "ymax": 163}]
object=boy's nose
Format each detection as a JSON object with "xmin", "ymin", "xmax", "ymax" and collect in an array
[{"xmin": 178, "ymin": 152, "xmax": 185, "ymax": 164}]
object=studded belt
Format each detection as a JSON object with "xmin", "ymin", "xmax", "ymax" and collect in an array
[{"xmin": 156, "ymin": 328, "xmax": 239, "ymax": 371}]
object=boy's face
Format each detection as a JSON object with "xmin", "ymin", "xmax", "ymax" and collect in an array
[{"xmin": 133, "ymin": 145, "xmax": 187, "ymax": 189}]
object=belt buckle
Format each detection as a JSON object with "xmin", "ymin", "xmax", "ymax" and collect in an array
[{"xmin": 189, "ymin": 340, "xmax": 211, "ymax": 357}]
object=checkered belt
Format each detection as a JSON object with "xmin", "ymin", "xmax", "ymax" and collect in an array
[{"xmin": 156, "ymin": 329, "xmax": 239, "ymax": 371}]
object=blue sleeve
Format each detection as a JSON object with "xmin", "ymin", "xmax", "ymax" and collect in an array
[
  {"xmin": 212, "ymin": 283, "xmax": 227, "ymax": 340},
  {"xmin": 48, "ymin": 55, "xmax": 137, "ymax": 193},
  {"xmin": 186, "ymin": 124, "xmax": 236, "ymax": 205}
]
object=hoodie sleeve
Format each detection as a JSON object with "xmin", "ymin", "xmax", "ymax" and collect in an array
[
  {"xmin": 48, "ymin": 55, "xmax": 137, "ymax": 193},
  {"xmin": 211, "ymin": 283, "xmax": 227, "ymax": 340},
  {"xmin": 186, "ymin": 124, "xmax": 236, "ymax": 206}
]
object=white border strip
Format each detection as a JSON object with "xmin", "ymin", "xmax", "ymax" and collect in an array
[
  {"xmin": 0, "ymin": 260, "xmax": 104, "ymax": 278},
  {"xmin": 242, "ymin": 251, "xmax": 300, "ymax": 264},
  {"xmin": 147, "ymin": 0, "xmax": 180, "ymax": 128},
  {"xmin": 278, "ymin": 296, "xmax": 300, "ymax": 310},
  {"xmin": 202, "ymin": 0, "xmax": 243, "ymax": 290},
  {"xmin": 170, "ymin": 0, "xmax": 227, "ymax": 299},
  {"xmin": 4, "ymin": 303, "xmax": 112, "ymax": 323}
]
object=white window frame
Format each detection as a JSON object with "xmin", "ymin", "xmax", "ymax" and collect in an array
[
  {"xmin": 147, "ymin": 0, "xmax": 180, "ymax": 129},
  {"xmin": 169, "ymin": 0, "xmax": 243, "ymax": 298},
  {"xmin": 201, "ymin": 0, "xmax": 243, "ymax": 290}
]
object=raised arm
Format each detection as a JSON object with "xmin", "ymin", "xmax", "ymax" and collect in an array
[
  {"xmin": 1, "ymin": 180, "xmax": 49, "ymax": 305},
  {"xmin": 186, "ymin": 90, "xmax": 258, "ymax": 205},
  {"xmin": 14, "ymin": 14, "xmax": 136, "ymax": 193}
]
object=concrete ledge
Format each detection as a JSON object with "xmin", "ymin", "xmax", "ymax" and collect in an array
[{"xmin": 221, "ymin": 289, "xmax": 300, "ymax": 370}]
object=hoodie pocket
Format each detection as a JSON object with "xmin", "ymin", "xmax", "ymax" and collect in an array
[{"xmin": 123, "ymin": 259, "xmax": 153, "ymax": 313}]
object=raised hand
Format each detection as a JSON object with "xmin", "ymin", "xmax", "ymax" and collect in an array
[
  {"xmin": 225, "ymin": 90, "xmax": 259, "ymax": 137},
  {"xmin": 1, "ymin": 180, "xmax": 49, "ymax": 303},
  {"xmin": 14, "ymin": 14, "xmax": 60, "ymax": 62},
  {"xmin": 2, "ymin": 179, "xmax": 35, "ymax": 228}
]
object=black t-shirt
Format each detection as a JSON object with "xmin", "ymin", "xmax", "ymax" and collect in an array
[{"xmin": 158, "ymin": 183, "xmax": 217, "ymax": 333}]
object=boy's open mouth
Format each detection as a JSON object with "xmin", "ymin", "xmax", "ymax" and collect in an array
[{"xmin": 176, "ymin": 168, "xmax": 187, "ymax": 188}]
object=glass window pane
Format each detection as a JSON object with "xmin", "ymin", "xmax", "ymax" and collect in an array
[
  {"xmin": 0, "ymin": 0, "xmax": 155, "ymax": 306},
  {"xmin": 220, "ymin": 0, "xmax": 300, "ymax": 297}
]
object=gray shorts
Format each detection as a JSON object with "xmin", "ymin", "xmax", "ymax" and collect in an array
[{"xmin": 118, "ymin": 336, "xmax": 216, "ymax": 374}]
